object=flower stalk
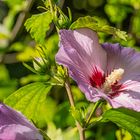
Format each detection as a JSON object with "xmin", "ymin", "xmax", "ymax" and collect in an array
[
  {"xmin": 65, "ymin": 79, "xmax": 75, "ymax": 107},
  {"xmin": 64, "ymin": 71, "xmax": 85, "ymax": 140}
]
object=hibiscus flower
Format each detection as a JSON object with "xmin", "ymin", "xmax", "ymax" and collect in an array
[
  {"xmin": 0, "ymin": 103, "xmax": 43, "ymax": 140},
  {"xmin": 56, "ymin": 28, "xmax": 140, "ymax": 111}
]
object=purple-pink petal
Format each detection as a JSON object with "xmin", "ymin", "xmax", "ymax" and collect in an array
[
  {"xmin": 101, "ymin": 43, "xmax": 140, "ymax": 111},
  {"xmin": 0, "ymin": 103, "xmax": 43, "ymax": 140},
  {"xmin": 58, "ymin": 29, "xmax": 107, "ymax": 70},
  {"xmin": 56, "ymin": 28, "xmax": 107, "ymax": 96},
  {"xmin": 110, "ymin": 91, "xmax": 140, "ymax": 111}
]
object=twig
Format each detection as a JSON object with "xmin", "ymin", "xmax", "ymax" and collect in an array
[{"xmin": 64, "ymin": 79, "xmax": 75, "ymax": 107}]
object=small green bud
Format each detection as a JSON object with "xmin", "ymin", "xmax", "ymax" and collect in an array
[
  {"xmin": 33, "ymin": 57, "xmax": 48, "ymax": 74},
  {"xmin": 57, "ymin": 14, "xmax": 71, "ymax": 29},
  {"xmin": 54, "ymin": 7, "xmax": 72, "ymax": 29}
]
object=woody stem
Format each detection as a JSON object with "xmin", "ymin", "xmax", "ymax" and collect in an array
[{"xmin": 65, "ymin": 78, "xmax": 85, "ymax": 140}]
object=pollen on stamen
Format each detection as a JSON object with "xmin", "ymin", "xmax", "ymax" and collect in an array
[{"xmin": 102, "ymin": 68, "xmax": 124, "ymax": 92}]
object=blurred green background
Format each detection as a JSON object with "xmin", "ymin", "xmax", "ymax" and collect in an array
[{"xmin": 0, "ymin": 0, "xmax": 139, "ymax": 139}]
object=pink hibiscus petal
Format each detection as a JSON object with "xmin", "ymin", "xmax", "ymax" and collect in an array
[
  {"xmin": 0, "ymin": 103, "xmax": 43, "ymax": 140},
  {"xmin": 0, "ymin": 124, "xmax": 42, "ymax": 140},
  {"xmin": 122, "ymin": 80, "xmax": 140, "ymax": 92},
  {"xmin": 56, "ymin": 28, "xmax": 107, "ymax": 93},
  {"xmin": 84, "ymin": 85, "xmax": 109, "ymax": 102},
  {"xmin": 110, "ymin": 91, "xmax": 140, "ymax": 111}
]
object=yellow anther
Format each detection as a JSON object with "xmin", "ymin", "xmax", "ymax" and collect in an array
[{"xmin": 102, "ymin": 68, "xmax": 124, "ymax": 92}]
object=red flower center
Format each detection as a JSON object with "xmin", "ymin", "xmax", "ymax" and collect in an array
[
  {"xmin": 89, "ymin": 67, "xmax": 105, "ymax": 88},
  {"xmin": 90, "ymin": 67, "xmax": 124, "ymax": 98}
]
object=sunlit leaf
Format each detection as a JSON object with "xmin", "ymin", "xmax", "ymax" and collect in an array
[
  {"xmin": 101, "ymin": 108, "xmax": 140, "ymax": 140},
  {"xmin": 70, "ymin": 16, "xmax": 128, "ymax": 40},
  {"xmin": 105, "ymin": 4, "xmax": 132, "ymax": 23},
  {"xmin": 4, "ymin": 0, "xmax": 25, "ymax": 8},
  {"xmin": 4, "ymin": 82, "xmax": 52, "ymax": 122},
  {"xmin": 25, "ymin": 11, "xmax": 52, "ymax": 45}
]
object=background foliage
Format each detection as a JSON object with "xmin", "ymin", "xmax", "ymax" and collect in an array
[{"xmin": 1, "ymin": 0, "xmax": 140, "ymax": 139}]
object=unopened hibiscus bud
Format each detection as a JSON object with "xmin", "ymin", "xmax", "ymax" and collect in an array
[
  {"xmin": 54, "ymin": 6, "xmax": 72, "ymax": 29},
  {"xmin": 33, "ymin": 57, "xmax": 48, "ymax": 73},
  {"xmin": 57, "ymin": 14, "xmax": 71, "ymax": 29},
  {"xmin": 0, "ymin": 103, "xmax": 43, "ymax": 140}
]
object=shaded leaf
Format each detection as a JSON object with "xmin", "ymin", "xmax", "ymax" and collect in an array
[
  {"xmin": 132, "ymin": 11, "xmax": 140, "ymax": 36},
  {"xmin": 101, "ymin": 108, "xmax": 140, "ymax": 140},
  {"xmin": 25, "ymin": 12, "xmax": 52, "ymax": 45},
  {"xmin": 4, "ymin": 82, "xmax": 52, "ymax": 121},
  {"xmin": 70, "ymin": 107, "xmax": 84, "ymax": 125},
  {"xmin": 70, "ymin": 16, "xmax": 127, "ymax": 40}
]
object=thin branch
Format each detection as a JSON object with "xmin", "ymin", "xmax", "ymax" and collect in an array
[{"xmin": 65, "ymin": 79, "xmax": 75, "ymax": 107}]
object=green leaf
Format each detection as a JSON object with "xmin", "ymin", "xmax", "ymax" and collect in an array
[
  {"xmin": 24, "ymin": 12, "xmax": 52, "ymax": 45},
  {"xmin": 4, "ymin": 82, "xmax": 52, "ymax": 121},
  {"xmin": 105, "ymin": 4, "xmax": 132, "ymax": 23},
  {"xmin": 70, "ymin": 16, "xmax": 127, "ymax": 41},
  {"xmin": 101, "ymin": 108, "xmax": 140, "ymax": 140},
  {"xmin": 5, "ymin": 0, "xmax": 24, "ymax": 8}
]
